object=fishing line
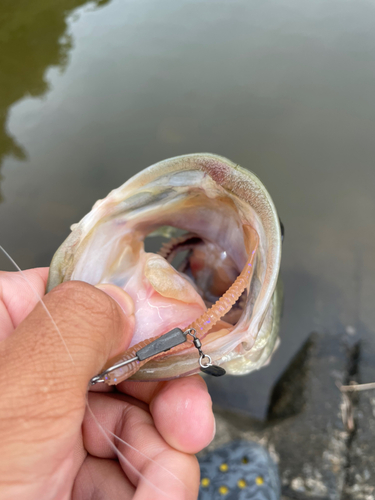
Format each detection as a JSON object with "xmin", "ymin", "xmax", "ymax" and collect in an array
[
  {"xmin": 0, "ymin": 245, "xmax": 193, "ymax": 498},
  {"xmin": 0, "ymin": 245, "xmax": 74, "ymax": 364},
  {"xmin": 85, "ymin": 394, "xmax": 187, "ymax": 499}
]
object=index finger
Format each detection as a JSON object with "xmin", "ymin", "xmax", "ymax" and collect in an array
[{"xmin": 0, "ymin": 268, "xmax": 49, "ymax": 339}]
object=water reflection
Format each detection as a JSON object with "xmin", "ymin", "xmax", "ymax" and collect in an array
[{"xmin": 0, "ymin": 0, "xmax": 110, "ymax": 202}]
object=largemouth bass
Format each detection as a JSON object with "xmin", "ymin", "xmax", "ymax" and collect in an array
[{"xmin": 47, "ymin": 153, "xmax": 282, "ymax": 383}]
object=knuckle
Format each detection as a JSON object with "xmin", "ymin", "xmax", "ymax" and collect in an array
[
  {"xmin": 45, "ymin": 281, "xmax": 124, "ymax": 353},
  {"xmin": 48, "ymin": 281, "xmax": 122, "ymax": 327}
]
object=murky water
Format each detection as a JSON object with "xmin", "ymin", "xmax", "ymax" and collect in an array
[{"xmin": 1, "ymin": 0, "xmax": 375, "ymax": 419}]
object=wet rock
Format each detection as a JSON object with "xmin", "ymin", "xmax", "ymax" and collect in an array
[
  {"xmin": 343, "ymin": 339, "xmax": 375, "ymax": 500},
  {"xmin": 267, "ymin": 333, "xmax": 350, "ymax": 500},
  {"xmin": 202, "ymin": 333, "xmax": 359, "ymax": 500}
]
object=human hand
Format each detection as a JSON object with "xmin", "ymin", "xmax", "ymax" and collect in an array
[{"xmin": 0, "ymin": 269, "xmax": 215, "ymax": 499}]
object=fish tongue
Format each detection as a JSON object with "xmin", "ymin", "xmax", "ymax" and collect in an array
[{"xmin": 124, "ymin": 252, "xmax": 207, "ymax": 347}]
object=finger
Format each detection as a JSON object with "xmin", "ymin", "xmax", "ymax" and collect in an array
[
  {"xmin": 83, "ymin": 392, "xmax": 200, "ymax": 499},
  {"xmin": 117, "ymin": 380, "xmax": 166, "ymax": 403},
  {"xmin": 134, "ymin": 449, "xmax": 199, "ymax": 500},
  {"xmin": 119, "ymin": 376, "xmax": 215, "ymax": 453},
  {"xmin": 0, "ymin": 268, "xmax": 49, "ymax": 339},
  {"xmin": 0, "ymin": 281, "xmax": 135, "ymax": 486},
  {"xmin": 72, "ymin": 456, "xmax": 135, "ymax": 500},
  {"xmin": 2, "ymin": 280, "xmax": 135, "ymax": 392},
  {"xmin": 150, "ymin": 375, "xmax": 215, "ymax": 454}
]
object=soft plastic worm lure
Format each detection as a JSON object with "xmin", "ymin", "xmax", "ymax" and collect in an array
[{"xmin": 90, "ymin": 226, "xmax": 258, "ymax": 386}]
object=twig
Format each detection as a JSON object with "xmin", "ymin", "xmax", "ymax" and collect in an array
[{"xmin": 340, "ymin": 382, "xmax": 375, "ymax": 392}]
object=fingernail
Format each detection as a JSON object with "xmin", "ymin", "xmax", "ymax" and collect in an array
[{"xmin": 95, "ymin": 284, "xmax": 134, "ymax": 316}]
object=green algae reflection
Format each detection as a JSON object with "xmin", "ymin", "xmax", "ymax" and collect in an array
[{"xmin": 0, "ymin": 0, "xmax": 111, "ymax": 203}]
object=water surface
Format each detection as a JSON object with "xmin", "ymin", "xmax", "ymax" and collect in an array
[{"xmin": 1, "ymin": 0, "xmax": 375, "ymax": 418}]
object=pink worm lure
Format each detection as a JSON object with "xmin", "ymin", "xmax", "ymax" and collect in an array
[{"xmin": 100, "ymin": 226, "xmax": 258, "ymax": 385}]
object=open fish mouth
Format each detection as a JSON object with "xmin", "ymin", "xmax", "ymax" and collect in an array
[{"xmin": 47, "ymin": 153, "xmax": 282, "ymax": 382}]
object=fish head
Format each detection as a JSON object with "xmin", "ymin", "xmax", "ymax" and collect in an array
[{"xmin": 47, "ymin": 153, "xmax": 282, "ymax": 380}]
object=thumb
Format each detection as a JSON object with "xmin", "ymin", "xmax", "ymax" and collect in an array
[
  {"xmin": 1, "ymin": 281, "xmax": 135, "ymax": 393},
  {"xmin": 0, "ymin": 281, "xmax": 134, "ymax": 480}
]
